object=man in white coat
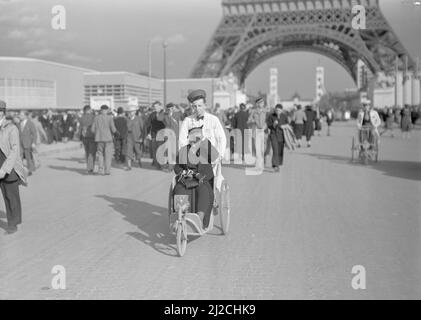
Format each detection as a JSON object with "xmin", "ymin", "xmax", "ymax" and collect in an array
[
  {"xmin": 356, "ymin": 98, "xmax": 381, "ymax": 149},
  {"xmin": 179, "ymin": 89, "xmax": 227, "ymax": 191}
]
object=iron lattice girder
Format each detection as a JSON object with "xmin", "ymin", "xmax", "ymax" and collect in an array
[{"xmin": 191, "ymin": 0, "xmax": 415, "ymax": 85}]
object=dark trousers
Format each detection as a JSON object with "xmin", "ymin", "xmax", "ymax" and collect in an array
[
  {"xmin": 151, "ymin": 138, "xmax": 164, "ymax": 169},
  {"xmin": 270, "ymin": 135, "xmax": 284, "ymax": 168},
  {"xmin": 22, "ymin": 148, "xmax": 35, "ymax": 173},
  {"xmin": 0, "ymin": 180, "xmax": 22, "ymax": 228},
  {"xmin": 173, "ymin": 180, "xmax": 214, "ymax": 228},
  {"xmin": 82, "ymin": 138, "xmax": 96, "ymax": 171},
  {"xmin": 114, "ymin": 137, "xmax": 126, "ymax": 163}
]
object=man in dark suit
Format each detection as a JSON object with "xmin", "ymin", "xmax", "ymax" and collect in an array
[
  {"xmin": 19, "ymin": 111, "xmax": 38, "ymax": 175},
  {"xmin": 113, "ymin": 107, "xmax": 128, "ymax": 164},
  {"xmin": 232, "ymin": 103, "xmax": 249, "ymax": 160},
  {"xmin": 266, "ymin": 104, "xmax": 288, "ymax": 172},
  {"xmin": 146, "ymin": 101, "xmax": 166, "ymax": 170}
]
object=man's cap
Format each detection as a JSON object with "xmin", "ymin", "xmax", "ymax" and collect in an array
[
  {"xmin": 117, "ymin": 106, "xmax": 124, "ymax": 114},
  {"xmin": 361, "ymin": 97, "xmax": 371, "ymax": 105},
  {"xmin": 166, "ymin": 102, "xmax": 176, "ymax": 109},
  {"xmin": 0, "ymin": 100, "xmax": 6, "ymax": 112},
  {"xmin": 127, "ymin": 105, "xmax": 137, "ymax": 112},
  {"xmin": 275, "ymin": 104, "xmax": 283, "ymax": 109},
  {"xmin": 100, "ymin": 105, "xmax": 109, "ymax": 110},
  {"xmin": 187, "ymin": 89, "xmax": 206, "ymax": 103},
  {"xmin": 255, "ymin": 97, "xmax": 264, "ymax": 104}
]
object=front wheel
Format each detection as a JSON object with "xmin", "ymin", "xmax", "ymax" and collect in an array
[
  {"xmin": 220, "ymin": 181, "xmax": 231, "ymax": 235},
  {"xmin": 351, "ymin": 137, "xmax": 355, "ymax": 162},
  {"xmin": 176, "ymin": 223, "xmax": 187, "ymax": 257}
]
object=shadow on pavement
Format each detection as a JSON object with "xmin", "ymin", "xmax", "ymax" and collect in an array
[
  {"xmin": 48, "ymin": 165, "xmax": 90, "ymax": 176},
  {"xmin": 54, "ymin": 156, "xmax": 168, "ymax": 174},
  {"xmin": 303, "ymin": 153, "xmax": 421, "ymax": 181},
  {"xmin": 96, "ymin": 195, "xmax": 180, "ymax": 257},
  {"xmin": 0, "ymin": 210, "xmax": 8, "ymax": 231}
]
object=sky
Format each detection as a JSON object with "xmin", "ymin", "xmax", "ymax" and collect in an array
[{"xmin": 0, "ymin": 0, "xmax": 420, "ymax": 99}]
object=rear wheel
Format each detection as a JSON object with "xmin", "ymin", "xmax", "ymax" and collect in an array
[
  {"xmin": 351, "ymin": 137, "xmax": 355, "ymax": 162},
  {"xmin": 168, "ymin": 185, "xmax": 173, "ymax": 230},
  {"xmin": 220, "ymin": 181, "xmax": 231, "ymax": 235},
  {"xmin": 374, "ymin": 138, "xmax": 379, "ymax": 162},
  {"xmin": 176, "ymin": 223, "xmax": 187, "ymax": 257}
]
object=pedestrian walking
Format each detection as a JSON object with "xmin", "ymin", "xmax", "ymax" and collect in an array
[
  {"xmin": 146, "ymin": 101, "xmax": 166, "ymax": 170},
  {"xmin": 0, "ymin": 100, "xmax": 27, "ymax": 235},
  {"xmin": 401, "ymin": 105, "xmax": 412, "ymax": 139},
  {"xmin": 380, "ymin": 107, "xmax": 395, "ymax": 137},
  {"xmin": 247, "ymin": 97, "xmax": 267, "ymax": 169},
  {"xmin": 61, "ymin": 111, "xmax": 75, "ymax": 143},
  {"xmin": 314, "ymin": 106, "xmax": 322, "ymax": 136},
  {"xmin": 304, "ymin": 105, "xmax": 316, "ymax": 147},
  {"xmin": 79, "ymin": 105, "xmax": 97, "ymax": 174},
  {"xmin": 39, "ymin": 110, "xmax": 54, "ymax": 144},
  {"xmin": 163, "ymin": 103, "xmax": 180, "ymax": 168},
  {"xmin": 18, "ymin": 111, "xmax": 37, "ymax": 176},
  {"xmin": 232, "ymin": 103, "xmax": 249, "ymax": 160},
  {"xmin": 114, "ymin": 107, "xmax": 128, "ymax": 164},
  {"xmin": 292, "ymin": 104, "xmax": 306, "ymax": 147},
  {"xmin": 91, "ymin": 105, "xmax": 117, "ymax": 175},
  {"xmin": 326, "ymin": 108, "xmax": 334, "ymax": 136},
  {"xmin": 266, "ymin": 104, "xmax": 288, "ymax": 172},
  {"xmin": 125, "ymin": 106, "xmax": 144, "ymax": 170}
]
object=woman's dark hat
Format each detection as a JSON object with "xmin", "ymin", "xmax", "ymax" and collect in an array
[
  {"xmin": 0, "ymin": 100, "xmax": 6, "ymax": 112},
  {"xmin": 100, "ymin": 105, "xmax": 109, "ymax": 110},
  {"xmin": 187, "ymin": 89, "xmax": 206, "ymax": 103}
]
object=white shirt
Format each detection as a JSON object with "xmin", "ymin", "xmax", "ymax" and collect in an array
[
  {"xmin": 21, "ymin": 119, "xmax": 27, "ymax": 130},
  {"xmin": 179, "ymin": 112, "xmax": 227, "ymax": 190},
  {"xmin": 179, "ymin": 112, "xmax": 227, "ymax": 159}
]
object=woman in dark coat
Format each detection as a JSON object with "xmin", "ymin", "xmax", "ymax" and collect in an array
[
  {"xmin": 304, "ymin": 105, "xmax": 316, "ymax": 147},
  {"xmin": 173, "ymin": 126, "xmax": 219, "ymax": 230}
]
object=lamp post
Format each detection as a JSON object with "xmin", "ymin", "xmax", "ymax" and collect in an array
[
  {"xmin": 148, "ymin": 40, "xmax": 152, "ymax": 106},
  {"xmin": 163, "ymin": 41, "xmax": 168, "ymax": 106}
]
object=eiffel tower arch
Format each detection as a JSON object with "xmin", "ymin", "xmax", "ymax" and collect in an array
[{"xmin": 191, "ymin": 0, "xmax": 416, "ymax": 88}]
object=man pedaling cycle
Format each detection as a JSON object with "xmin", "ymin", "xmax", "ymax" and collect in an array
[
  {"xmin": 356, "ymin": 98, "xmax": 381, "ymax": 151},
  {"xmin": 175, "ymin": 89, "xmax": 227, "ymax": 230}
]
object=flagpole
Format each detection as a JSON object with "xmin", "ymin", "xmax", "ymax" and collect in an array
[
  {"xmin": 394, "ymin": 56, "xmax": 398, "ymax": 109},
  {"xmin": 403, "ymin": 55, "xmax": 408, "ymax": 106}
]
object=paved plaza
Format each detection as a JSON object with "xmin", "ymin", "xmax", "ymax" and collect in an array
[{"xmin": 0, "ymin": 122, "xmax": 420, "ymax": 299}]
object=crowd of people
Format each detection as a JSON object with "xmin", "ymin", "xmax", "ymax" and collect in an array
[
  {"xmin": 377, "ymin": 105, "xmax": 420, "ymax": 139},
  {"xmin": 1, "ymin": 99, "xmax": 419, "ymax": 178},
  {"xmin": 0, "ymin": 93, "xmax": 420, "ymax": 234}
]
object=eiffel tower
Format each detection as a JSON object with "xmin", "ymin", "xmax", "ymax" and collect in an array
[{"xmin": 191, "ymin": 0, "xmax": 415, "ymax": 87}]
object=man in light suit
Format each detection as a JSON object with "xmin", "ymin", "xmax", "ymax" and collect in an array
[
  {"xmin": 19, "ymin": 111, "xmax": 38, "ymax": 176},
  {"xmin": 91, "ymin": 105, "xmax": 117, "ymax": 175},
  {"xmin": 0, "ymin": 100, "xmax": 27, "ymax": 234},
  {"xmin": 357, "ymin": 98, "xmax": 381, "ymax": 147}
]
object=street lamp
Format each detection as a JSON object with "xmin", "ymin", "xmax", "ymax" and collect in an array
[
  {"xmin": 148, "ymin": 40, "xmax": 152, "ymax": 106},
  {"xmin": 163, "ymin": 41, "xmax": 168, "ymax": 106}
]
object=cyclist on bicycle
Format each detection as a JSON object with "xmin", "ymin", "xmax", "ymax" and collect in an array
[
  {"xmin": 179, "ymin": 89, "xmax": 227, "ymax": 189},
  {"xmin": 356, "ymin": 98, "xmax": 381, "ymax": 149}
]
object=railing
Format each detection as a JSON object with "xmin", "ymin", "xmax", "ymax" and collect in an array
[{"xmin": 222, "ymin": 0, "xmax": 379, "ymax": 15}]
